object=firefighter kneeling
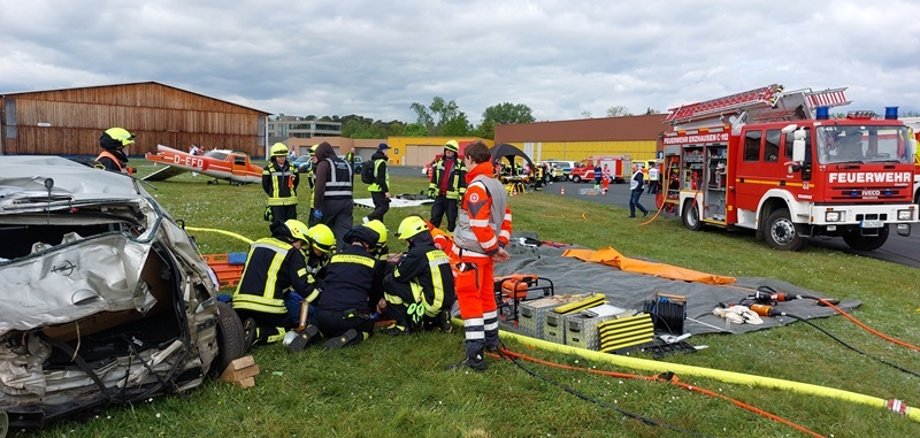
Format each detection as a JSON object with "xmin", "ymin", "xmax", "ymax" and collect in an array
[
  {"xmin": 233, "ymin": 220, "xmax": 324, "ymax": 350},
  {"xmin": 381, "ymin": 216, "xmax": 456, "ymax": 335}
]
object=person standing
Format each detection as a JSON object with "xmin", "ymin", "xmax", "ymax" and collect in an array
[
  {"xmin": 449, "ymin": 141, "xmax": 512, "ymax": 372},
  {"xmin": 262, "ymin": 142, "xmax": 300, "ymax": 225},
  {"xmin": 648, "ymin": 161, "xmax": 660, "ymax": 194},
  {"xmin": 365, "ymin": 143, "xmax": 391, "ymax": 223},
  {"xmin": 601, "ymin": 164, "xmax": 611, "ymax": 195},
  {"xmin": 593, "ymin": 162, "xmax": 602, "ymax": 191},
  {"xmin": 381, "ymin": 216, "xmax": 455, "ymax": 335},
  {"xmin": 428, "ymin": 140, "xmax": 467, "ymax": 232},
  {"xmin": 628, "ymin": 163, "xmax": 649, "ymax": 218},
  {"xmin": 95, "ymin": 127, "xmax": 136, "ymax": 174},
  {"xmin": 310, "ymin": 142, "xmax": 353, "ymax": 247}
]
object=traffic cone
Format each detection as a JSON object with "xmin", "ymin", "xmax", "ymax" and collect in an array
[{"xmin": 560, "ymin": 187, "xmax": 565, "ymax": 196}]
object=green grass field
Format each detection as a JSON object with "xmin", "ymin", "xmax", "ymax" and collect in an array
[{"xmin": 27, "ymin": 161, "xmax": 920, "ymax": 438}]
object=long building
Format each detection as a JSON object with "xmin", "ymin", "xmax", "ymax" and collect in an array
[
  {"xmin": 0, "ymin": 82, "xmax": 269, "ymax": 157},
  {"xmin": 494, "ymin": 114, "xmax": 667, "ymax": 162}
]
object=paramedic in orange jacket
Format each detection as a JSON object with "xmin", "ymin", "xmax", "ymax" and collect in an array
[{"xmin": 448, "ymin": 141, "xmax": 512, "ymax": 372}]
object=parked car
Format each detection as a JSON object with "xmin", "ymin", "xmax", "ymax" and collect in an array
[
  {"xmin": 0, "ymin": 156, "xmax": 245, "ymax": 428},
  {"xmin": 292, "ymin": 155, "xmax": 312, "ymax": 173},
  {"xmin": 340, "ymin": 155, "xmax": 364, "ymax": 174}
]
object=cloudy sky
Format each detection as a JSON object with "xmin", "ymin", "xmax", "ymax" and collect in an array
[{"xmin": 2, "ymin": 1, "xmax": 919, "ymax": 124}]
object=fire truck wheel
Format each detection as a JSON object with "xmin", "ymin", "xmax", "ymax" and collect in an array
[
  {"xmin": 572, "ymin": 175, "xmax": 582, "ymax": 183},
  {"xmin": 681, "ymin": 201, "xmax": 703, "ymax": 231},
  {"xmin": 764, "ymin": 208, "xmax": 805, "ymax": 251},
  {"xmin": 842, "ymin": 225, "xmax": 889, "ymax": 252}
]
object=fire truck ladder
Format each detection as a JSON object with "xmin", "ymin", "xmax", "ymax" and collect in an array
[{"xmin": 666, "ymin": 84, "xmax": 851, "ymax": 131}]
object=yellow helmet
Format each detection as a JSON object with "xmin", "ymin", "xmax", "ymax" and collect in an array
[
  {"xmin": 396, "ymin": 216, "xmax": 428, "ymax": 240},
  {"xmin": 363, "ymin": 220, "xmax": 388, "ymax": 246},
  {"xmin": 310, "ymin": 144, "xmax": 319, "ymax": 154},
  {"xmin": 270, "ymin": 142, "xmax": 289, "ymax": 157},
  {"xmin": 283, "ymin": 219, "xmax": 310, "ymax": 243},
  {"xmin": 100, "ymin": 127, "xmax": 135, "ymax": 149},
  {"xmin": 444, "ymin": 140, "xmax": 459, "ymax": 153},
  {"xmin": 306, "ymin": 224, "xmax": 336, "ymax": 254}
]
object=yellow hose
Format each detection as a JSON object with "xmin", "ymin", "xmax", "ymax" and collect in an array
[
  {"xmin": 498, "ymin": 329, "xmax": 917, "ymax": 423},
  {"xmin": 185, "ymin": 226, "xmax": 253, "ymax": 244}
]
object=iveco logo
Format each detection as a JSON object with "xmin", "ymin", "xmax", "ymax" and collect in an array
[{"xmin": 862, "ymin": 190, "xmax": 881, "ymax": 197}]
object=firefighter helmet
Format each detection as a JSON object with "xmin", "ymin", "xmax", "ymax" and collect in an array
[
  {"xmin": 444, "ymin": 140, "xmax": 459, "ymax": 153},
  {"xmin": 306, "ymin": 224, "xmax": 335, "ymax": 254},
  {"xmin": 270, "ymin": 142, "xmax": 289, "ymax": 157},
  {"xmin": 282, "ymin": 219, "xmax": 310, "ymax": 243},
  {"xmin": 396, "ymin": 216, "xmax": 428, "ymax": 240},
  {"xmin": 363, "ymin": 220, "xmax": 388, "ymax": 246},
  {"xmin": 100, "ymin": 127, "xmax": 135, "ymax": 150}
]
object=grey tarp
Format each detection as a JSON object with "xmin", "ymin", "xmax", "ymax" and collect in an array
[{"xmin": 496, "ymin": 237, "xmax": 861, "ymax": 335}]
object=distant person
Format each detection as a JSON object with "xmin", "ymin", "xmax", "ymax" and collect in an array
[
  {"xmin": 262, "ymin": 142, "xmax": 300, "ymax": 225},
  {"xmin": 95, "ymin": 127, "xmax": 136, "ymax": 174},
  {"xmin": 449, "ymin": 141, "xmax": 512, "ymax": 372},
  {"xmin": 428, "ymin": 140, "xmax": 467, "ymax": 232},
  {"xmin": 601, "ymin": 164, "xmax": 610, "ymax": 195},
  {"xmin": 365, "ymin": 143, "xmax": 391, "ymax": 223},
  {"xmin": 310, "ymin": 141, "xmax": 354, "ymax": 247},
  {"xmin": 648, "ymin": 162, "xmax": 660, "ymax": 194},
  {"xmin": 593, "ymin": 163, "xmax": 602, "ymax": 191},
  {"xmin": 628, "ymin": 163, "xmax": 649, "ymax": 218}
]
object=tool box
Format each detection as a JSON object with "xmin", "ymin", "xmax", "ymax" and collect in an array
[
  {"xmin": 564, "ymin": 304, "xmax": 635, "ymax": 350},
  {"xmin": 517, "ymin": 294, "xmax": 585, "ymax": 339},
  {"xmin": 542, "ymin": 293, "xmax": 607, "ymax": 345}
]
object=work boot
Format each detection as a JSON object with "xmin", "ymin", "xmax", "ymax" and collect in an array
[
  {"xmin": 432, "ymin": 310, "xmax": 453, "ymax": 333},
  {"xmin": 381, "ymin": 324, "xmax": 409, "ymax": 336},
  {"xmin": 446, "ymin": 353, "xmax": 487, "ymax": 372},
  {"xmin": 323, "ymin": 328, "xmax": 359, "ymax": 350},
  {"xmin": 285, "ymin": 324, "xmax": 320, "ymax": 353},
  {"xmin": 242, "ymin": 318, "xmax": 258, "ymax": 352}
]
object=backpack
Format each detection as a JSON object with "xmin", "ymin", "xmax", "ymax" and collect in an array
[{"xmin": 361, "ymin": 160, "xmax": 376, "ymax": 184}]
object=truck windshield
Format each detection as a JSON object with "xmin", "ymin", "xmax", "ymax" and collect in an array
[{"xmin": 816, "ymin": 125, "xmax": 914, "ymax": 165}]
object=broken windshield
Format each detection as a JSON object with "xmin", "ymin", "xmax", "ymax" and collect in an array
[{"xmin": 816, "ymin": 125, "xmax": 914, "ymax": 165}]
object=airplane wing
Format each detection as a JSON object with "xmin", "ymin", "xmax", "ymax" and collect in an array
[{"xmin": 143, "ymin": 165, "xmax": 189, "ymax": 181}]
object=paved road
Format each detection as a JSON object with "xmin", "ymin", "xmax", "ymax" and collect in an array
[{"xmin": 392, "ymin": 167, "xmax": 917, "ymax": 268}]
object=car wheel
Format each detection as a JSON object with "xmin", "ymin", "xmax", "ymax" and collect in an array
[
  {"xmin": 842, "ymin": 225, "xmax": 889, "ymax": 251},
  {"xmin": 572, "ymin": 175, "xmax": 582, "ymax": 183},
  {"xmin": 211, "ymin": 301, "xmax": 247, "ymax": 375},
  {"xmin": 763, "ymin": 208, "xmax": 806, "ymax": 251},
  {"xmin": 682, "ymin": 200, "xmax": 703, "ymax": 231}
]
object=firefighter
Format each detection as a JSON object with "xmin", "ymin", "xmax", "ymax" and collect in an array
[
  {"xmin": 362, "ymin": 219, "xmax": 390, "ymax": 314},
  {"xmin": 233, "ymin": 220, "xmax": 322, "ymax": 349},
  {"xmin": 449, "ymin": 141, "xmax": 512, "ymax": 372},
  {"xmin": 95, "ymin": 127, "xmax": 136, "ymax": 174},
  {"xmin": 312, "ymin": 224, "xmax": 381, "ymax": 350},
  {"xmin": 365, "ymin": 143, "xmax": 391, "ymax": 222},
  {"xmin": 380, "ymin": 216, "xmax": 455, "ymax": 335},
  {"xmin": 304, "ymin": 223, "xmax": 336, "ymax": 276},
  {"xmin": 305, "ymin": 144, "xmax": 319, "ymax": 219},
  {"xmin": 628, "ymin": 163, "xmax": 649, "ymax": 218},
  {"xmin": 310, "ymin": 141, "xmax": 353, "ymax": 247},
  {"xmin": 428, "ymin": 139, "xmax": 467, "ymax": 232},
  {"xmin": 534, "ymin": 163, "xmax": 544, "ymax": 191},
  {"xmin": 262, "ymin": 142, "xmax": 300, "ymax": 225}
]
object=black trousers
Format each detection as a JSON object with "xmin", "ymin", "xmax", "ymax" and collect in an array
[
  {"xmin": 313, "ymin": 198, "xmax": 353, "ymax": 249},
  {"xmin": 313, "ymin": 308, "xmax": 374, "ymax": 345},
  {"xmin": 368, "ymin": 191, "xmax": 390, "ymax": 221},
  {"xmin": 429, "ymin": 196, "xmax": 458, "ymax": 232},
  {"xmin": 235, "ymin": 309, "xmax": 289, "ymax": 345},
  {"xmin": 270, "ymin": 205, "xmax": 297, "ymax": 224}
]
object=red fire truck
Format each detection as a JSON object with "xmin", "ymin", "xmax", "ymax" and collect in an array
[
  {"xmin": 658, "ymin": 84, "xmax": 918, "ymax": 251},
  {"xmin": 568, "ymin": 155, "xmax": 631, "ymax": 183}
]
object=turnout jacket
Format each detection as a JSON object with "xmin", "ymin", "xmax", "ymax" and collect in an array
[
  {"xmin": 262, "ymin": 160, "xmax": 300, "ymax": 206},
  {"xmin": 367, "ymin": 151, "xmax": 390, "ymax": 193},
  {"xmin": 453, "ymin": 161, "xmax": 512, "ymax": 256},
  {"xmin": 314, "ymin": 244, "xmax": 377, "ymax": 312},
  {"xmin": 428, "ymin": 156, "xmax": 467, "ymax": 199},
  {"xmin": 386, "ymin": 235, "xmax": 455, "ymax": 316},
  {"xmin": 233, "ymin": 237, "xmax": 319, "ymax": 314}
]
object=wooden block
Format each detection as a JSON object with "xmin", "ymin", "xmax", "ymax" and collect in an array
[
  {"xmin": 233, "ymin": 376, "xmax": 255, "ymax": 388},
  {"xmin": 225, "ymin": 355, "xmax": 255, "ymax": 372},
  {"xmin": 220, "ymin": 364, "xmax": 260, "ymax": 383}
]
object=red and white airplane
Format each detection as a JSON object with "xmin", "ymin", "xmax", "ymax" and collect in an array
[{"xmin": 144, "ymin": 144, "xmax": 262, "ymax": 185}]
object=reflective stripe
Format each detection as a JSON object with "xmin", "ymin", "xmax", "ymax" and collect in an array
[
  {"xmin": 480, "ymin": 236, "xmax": 498, "ymax": 249},
  {"xmin": 465, "ymin": 331, "xmax": 485, "ymax": 340},
  {"xmin": 484, "ymin": 321, "xmax": 499, "ymax": 331},
  {"xmin": 330, "ymin": 253, "xmax": 376, "ymax": 268},
  {"xmin": 451, "ymin": 244, "xmax": 489, "ymax": 258},
  {"xmin": 498, "ymin": 230, "xmax": 511, "ymax": 240},
  {"xmin": 483, "ymin": 311, "xmax": 498, "ymax": 320},
  {"xmin": 503, "ymin": 213, "xmax": 512, "ymax": 221},
  {"xmin": 305, "ymin": 288, "xmax": 320, "ymax": 303},
  {"xmin": 468, "ymin": 219, "xmax": 490, "ymax": 227},
  {"xmin": 464, "ymin": 318, "xmax": 484, "ymax": 327},
  {"xmin": 232, "ymin": 298, "xmax": 287, "ymax": 314},
  {"xmin": 297, "ymin": 267, "xmax": 307, "ymax": 277},
  {"xmin": 384, "ymin": 292, "xmax": 404, "ymax": 305},
  {"xmin": 424, "ymin": 250, "xmax": 448, "ymax": 316}
]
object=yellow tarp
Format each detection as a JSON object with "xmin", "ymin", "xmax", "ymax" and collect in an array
[{"xmin": 562, "ymin": 247, "xmax": 736, "ymax": 285}]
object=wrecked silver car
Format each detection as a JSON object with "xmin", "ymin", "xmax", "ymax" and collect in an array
[{"xmin": 0, "ymin": 156, "xmax": 245, "ymax": 428}]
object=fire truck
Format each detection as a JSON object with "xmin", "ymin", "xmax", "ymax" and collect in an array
[
  {"xmin": 568, "ymin": 155, "xmax": 631, "ymax": 183},
  {"xmin": 658, "ymin": 84, "xmax": 918, "ymax": 251}
]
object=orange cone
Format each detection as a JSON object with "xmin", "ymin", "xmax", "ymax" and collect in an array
[{"xmin": 560, "ymin": 187, "xmax": 565, "ymax": 196}]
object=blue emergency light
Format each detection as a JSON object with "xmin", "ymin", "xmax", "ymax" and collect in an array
[
  {"xmin": 885, "ymin": 106, "xmax": 899, "ymax": 120},
  {"xmin": 815, "ymin": 106, "xmax": 829, "ymax": 120}
]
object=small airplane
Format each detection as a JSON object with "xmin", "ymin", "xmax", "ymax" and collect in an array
[{"xmin": 144, "ymin": 144, "xmax": 263, "ymax": 185}]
